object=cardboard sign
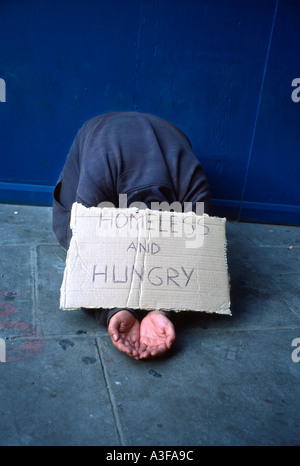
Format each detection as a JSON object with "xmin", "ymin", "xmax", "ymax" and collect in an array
[{"xmin": 60, "ymin": 203, "xmax": 231, "ymax": 314}]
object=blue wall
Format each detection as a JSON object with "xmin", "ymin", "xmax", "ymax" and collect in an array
[{"xmin": 0, "ymin": 0, "xmax": 299, "ymax": 225}]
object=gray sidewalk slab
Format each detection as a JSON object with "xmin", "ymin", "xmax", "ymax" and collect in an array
[
  {"xmin": 0, "ymin": 204, "xmax": 299, "ymax": 446},
  {"xmin": 36, "ymin": 244, "xmax": 102, "ymax": 336},
  {"xmin": 97, "ymin": 328, "xmax": 300, "ymax": 446},
  {"xmin": 1, "ymin": 336, "xmax": 119, "ymax": 446}
]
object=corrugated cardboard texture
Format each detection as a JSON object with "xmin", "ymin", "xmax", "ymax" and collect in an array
[{"xmin": 60, "ymin": 203, "xmax": 231, "ymax": 314}]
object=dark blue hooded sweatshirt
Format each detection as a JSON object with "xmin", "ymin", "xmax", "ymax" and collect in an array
[{"xmin": 52, "ymin": 112, "xmax": 210, "ymax": 251}]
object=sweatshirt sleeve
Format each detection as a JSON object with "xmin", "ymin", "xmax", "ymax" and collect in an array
[{"xmin": 52, "ymin": 131, "xmax": 81, "ymax": 250}]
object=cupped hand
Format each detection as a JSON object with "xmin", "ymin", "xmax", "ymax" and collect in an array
[
  {"xmin": 108, "ymin": 310, "xmax": 141, "ymax": 360},
  {"xmin": 139, "ymin": 311, "xmax": 176, "ymax": 359}
]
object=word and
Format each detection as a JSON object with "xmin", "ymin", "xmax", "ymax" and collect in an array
[
  {"xmin": 291, "ymin": 338, "xmax": 300, "ymax": 363},
  {"xmin": 92, "ymin": 264, "xmax": 194, "ymax": 288},
  {"xmin": 291, "ymin": 78, "xmax": 300, "ymax": 103},
  {"xmin": 127, "ymin": 241, "xmax": 160, "ymax": 254},
  {"xmin": 0, "ymin": 78, "xmax": 6, "ymax": 102}
]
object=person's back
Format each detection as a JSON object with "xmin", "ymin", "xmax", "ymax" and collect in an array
[
  {"xmin": 53, "ymin": 112, "xmax": 210, "ymax": 250},
  {"xmin": 52, "ymin": 112, "xmax": 211, "ymax": 360}
]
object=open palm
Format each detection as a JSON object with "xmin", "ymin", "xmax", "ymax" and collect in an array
[
  {"xmin": 139, "ymin": 311, "xmax": 176, "ymax": 359},
  {"xmin": 108, "ymin": 310, "xmax": 140, "ymax": 360}
]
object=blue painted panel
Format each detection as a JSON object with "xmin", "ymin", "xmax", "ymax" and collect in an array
[
  {"xmin": 0, "ymin": 0, "xmax": 140, "ymax": 184},
  {"xmin": 240, "ymin": 0, "xmax": 300, "ymax": 224},
  {"xmin": 0, "ymin": 0, "xmax": 299, "ymax": 225},
  {"xmin": 133, "ymin": 0, "xmax": 276, "ymax": 203},
  {"xmin": 0, "ymin": 182, "xmax": 53, "ymax": 206}
]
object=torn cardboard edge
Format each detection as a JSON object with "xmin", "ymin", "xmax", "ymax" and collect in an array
[{"xmin": 60, "ymin": 203, "xmax": 231, "ymax": 315}]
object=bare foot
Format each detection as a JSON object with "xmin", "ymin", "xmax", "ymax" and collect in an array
[
  {"xmin": 108, "ymin": 310, "xmax": 140, "ymax": 359},
  {"xmin": 139, "ymin": 311, "xmax": 176, "ymax": 359}
]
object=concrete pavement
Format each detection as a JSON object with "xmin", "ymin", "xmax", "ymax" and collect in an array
[{"xmin": 0, "ymin": 203, "xmax": 299, "ymax": 446}]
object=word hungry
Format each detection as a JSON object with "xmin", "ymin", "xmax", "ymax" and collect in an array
[{"xmin": 92, "ymin": 264, "xmax": 194, "ymax": 288}]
